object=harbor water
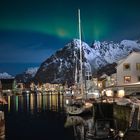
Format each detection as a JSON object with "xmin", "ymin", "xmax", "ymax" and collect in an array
[
  {"xmin": 3, "ymin": 94, "xmax": 75, "ymax": 140},
  {"xmin": 0, "ymin": 93, "xmax": 139, "ymax": 140}
]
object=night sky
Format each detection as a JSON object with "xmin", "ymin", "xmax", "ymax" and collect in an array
[{"xmin": 0, "ymin": 0, "xmax": 140, "ymax": 75}]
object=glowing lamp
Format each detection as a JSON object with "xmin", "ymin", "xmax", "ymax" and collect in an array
[
  {"xmin": 118, "ymin": 131, "xmax": 124, "ymax": 138},
  {"xmin": 118, "ymin": 90, "xmax": 125, "ymax": 98},
  {"xmin": 106, "ymin": 90, "xmax": 113, "ymax": 97},
  {"xmin": 66, "ymin": 99, "xmax": 69, "ymax": 105}
]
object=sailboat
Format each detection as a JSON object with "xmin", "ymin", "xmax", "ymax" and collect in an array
[{"xmin": 66, "ymin": 9, "xmax": 93, "ymax": 115}]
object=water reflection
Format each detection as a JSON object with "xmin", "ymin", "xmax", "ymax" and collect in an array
[
  {"xmin": 4, "ymin": 93, "xmax": 74, "ymax": 140},
  {"xmin": 4, "ymin": 94, "xmax": 140, "ymax": 140},
  {"xmin": 6, "ymin": 94, "xmax": 64, "ymax": 114},
  {"xmin": 64, "ymin": 115, "xmax": 119, "ymax": 140},
  {"xmin": 65, "ymin": 116, "xmax": 94, "ymax": 140}
]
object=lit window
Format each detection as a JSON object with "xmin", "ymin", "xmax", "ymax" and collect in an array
[
  {"xmin": 136, "ymin": 63, "xmax": 140, "ymax": 71},
  {"xmin": 138, "ymin": 76, "xmax": 140, "ymax": 82},
  {"xmin": 123, "ymin": 63, "xmax": 130, "ymax": 70},
  {"xmin": 124, "ymin": 76, "xmax": 131, "ymax": 83}
]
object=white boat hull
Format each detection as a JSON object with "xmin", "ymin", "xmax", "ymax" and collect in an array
[{"xmin": 66, "ymin": 102, "xmax": 93, "ymax": 115}]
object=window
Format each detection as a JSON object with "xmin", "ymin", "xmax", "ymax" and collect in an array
[
  {"xmin": 136, "ymin": 63, "xmax": 140, "ymax": 71},
  {"xmin": 123, "ymin": 63, "xmax": 130, "ymax": 70},
  {"xmin": 138, "ymin": 76, "xmax": 140, "ymax": 82},
  {"xmin": 124, "ymin": 76, "xmax": 131, "ymax": 83}
]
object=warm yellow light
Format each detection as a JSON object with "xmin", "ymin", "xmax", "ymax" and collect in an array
[
  {"xmin": 98, "ymin": 83, "xmax": 102, "ymax": 88},
  {"xmin": 66, "ymin": 99, "xmax": 69, "ymax": 105},
  {"xmin": 118, "ymin": 131, "xmax": 124, "ymax": 138},
  {"xmin": 106, "ymin": 90, "xmax": 113, "ymax": 97},
  {"xmin": 118, "ymin": 90, "xmax": 125, "ymax": 98}
]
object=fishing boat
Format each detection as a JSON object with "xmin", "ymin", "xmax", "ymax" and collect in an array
[
  {"xmin": 66, "ymin": 99, "xmax": 93, "ymax": 115},
  {"xmin": 66, "ymin": 9, "xmax": 93, "ymax": 115}
]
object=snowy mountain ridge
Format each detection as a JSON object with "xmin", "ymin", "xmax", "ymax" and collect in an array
[
  {"xmin": 0, "ymin": 72, "xmax": 14, "ymax": 79},
  {"xmin": 15, "ymin": 67, "xmax": 39, "ymax": 83},
  {"xmin": 25, "ymin": 67, "xmax": 39, "ymax": 77},
  {"xmin": 34, "ymin": 39, "xmax": 140, "ymax": 84}
]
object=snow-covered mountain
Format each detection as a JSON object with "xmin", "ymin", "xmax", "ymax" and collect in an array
[
  {"xmin": 34, "ymin": 39, "xmax": 140, "ymax": 85},
  {"xmin": 15, "ymin": 67, "xmax": 39, "ymax": 83},
  {"xmin": 0, "ymin": 72, "xmax": 14, "ymax": 79},
  {"xmin": 25, "ymin": 67, "xmax": 39, "ymax": 77},
  {"xmin": 92, "ymin": 40, "xmax": 139, "ymax": 64}
]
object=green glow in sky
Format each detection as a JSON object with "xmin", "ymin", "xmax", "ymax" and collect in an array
[
  {"xmin": 1, "ymin": 0, "xmax": 140, "ymax": 41},
  {"xmin": 0, "ymin": 0, "xmax": 140, "ymax": 74},
  {"xmin": 0, "ymin": 17, "xmax": 78, "ymax": 39}
]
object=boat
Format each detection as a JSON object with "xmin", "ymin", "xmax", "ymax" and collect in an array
[
  {"xmin": 64, "ymin": 88, "xmax": 74, "ymax": 98},
  {"xmin": 66, "ymin": 99, "xmax": 93, "ymax": 115},
  {"xmin": 66, "ymin": 9, "xmax": 93, "ymax": 115}
]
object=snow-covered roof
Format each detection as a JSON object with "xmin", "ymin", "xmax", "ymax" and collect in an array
[{"xmin": 116, "ymin": 51, "xmax": 140, "ymax": 68}]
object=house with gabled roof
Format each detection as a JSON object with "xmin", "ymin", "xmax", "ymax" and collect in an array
[
  {"xmin": 117, "ymin": 51, "xmax": 140, "ymax": 85},
  {"xmin": 101, "ymin": 51, "xmax": 140, "ymax": 96},
  {"xmin": 116, "ymin": 51, "xmax": 140, "ymax": 94}
]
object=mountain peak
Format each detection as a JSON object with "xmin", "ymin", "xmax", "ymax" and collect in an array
[{"xmin": 16, "ymin": 39, "xmax": 140, "ymax": 85}]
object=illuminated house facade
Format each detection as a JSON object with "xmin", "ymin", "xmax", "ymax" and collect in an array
[
  {"xmin": 103, "ymin": 52, "xmax": 140, "ymax": 96},
  {"xmin": 117, "ymin": 52, "xmax": 140, "ymax": 85},
  {"xmin": 116, "ymin": 52, "xmax": 140, "ymax": 94}
]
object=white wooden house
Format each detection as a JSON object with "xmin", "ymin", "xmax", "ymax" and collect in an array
[
  {"xmin": 116, "ymin": 51, "xmax": 140, "ymax": 94},
  {"xmin": 103, "ymin": 52, "xmax": 140, "ymax": 96}
]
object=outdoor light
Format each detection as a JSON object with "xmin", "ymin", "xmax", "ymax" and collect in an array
[
  {"xmin": 98, "ymin": 82, "xmax": 102, "ymax": 88},
  {"xmin": 66, "ymin": 99, "xmax": 69, "ymax": 105},
  {"xmin": 118, "ymin": 90, "xmax": 125, "ymax": 98},
  {"xmin": 92, "ymin": 90, "xmax": 99, "ymax": 98},
  {"xmin": 106, "ymin": 90, "xmax": 113, "ymax": 97},
  {"xmin": 26, "ymin": 90, "xmax": 30, "ymax": 93},
  {"xmin": 7, "ymin": 89, "xmax": 11, "ymax": 92},
  {"xmin": 118, "ymin": 131, "xmax": 124, "ymax": 138}
]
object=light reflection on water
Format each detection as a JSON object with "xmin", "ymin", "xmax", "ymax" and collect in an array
[
  {"xmin": 2, "ymin": 94, "xmax": 137, "ymax": 140},
  {"xmin": 4, "ymin": 93, "xmax": 75, "ymax": 140},
  {"xmin": 6, "ymin": 93, "xmax": 64, "ymax": 114}
]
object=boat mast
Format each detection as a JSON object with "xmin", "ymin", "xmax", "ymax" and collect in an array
[
  {"xmin": 78, "ymin": 9, "xmax": 84, "ymax": 96},
  {"xmin": 74, "ymin": 51, "xmax": 78, "ymax": 84}
]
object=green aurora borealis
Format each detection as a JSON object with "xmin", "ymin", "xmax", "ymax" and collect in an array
[
  {"xmin": 1, "ymin": 0, "xmax": 140, "ymax": 41},
  {"xmin": 0, "ymin": 0, "xmax": 140, "ymax": 74}
]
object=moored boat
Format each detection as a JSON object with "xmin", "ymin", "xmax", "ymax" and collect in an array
[
  {"xmin": 65, "ymin": 9, "xmax": 93, "ymax": 116},
  {"xmin": 66, "ymin": 99, "xmax": 93, "ymax": 115}
]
